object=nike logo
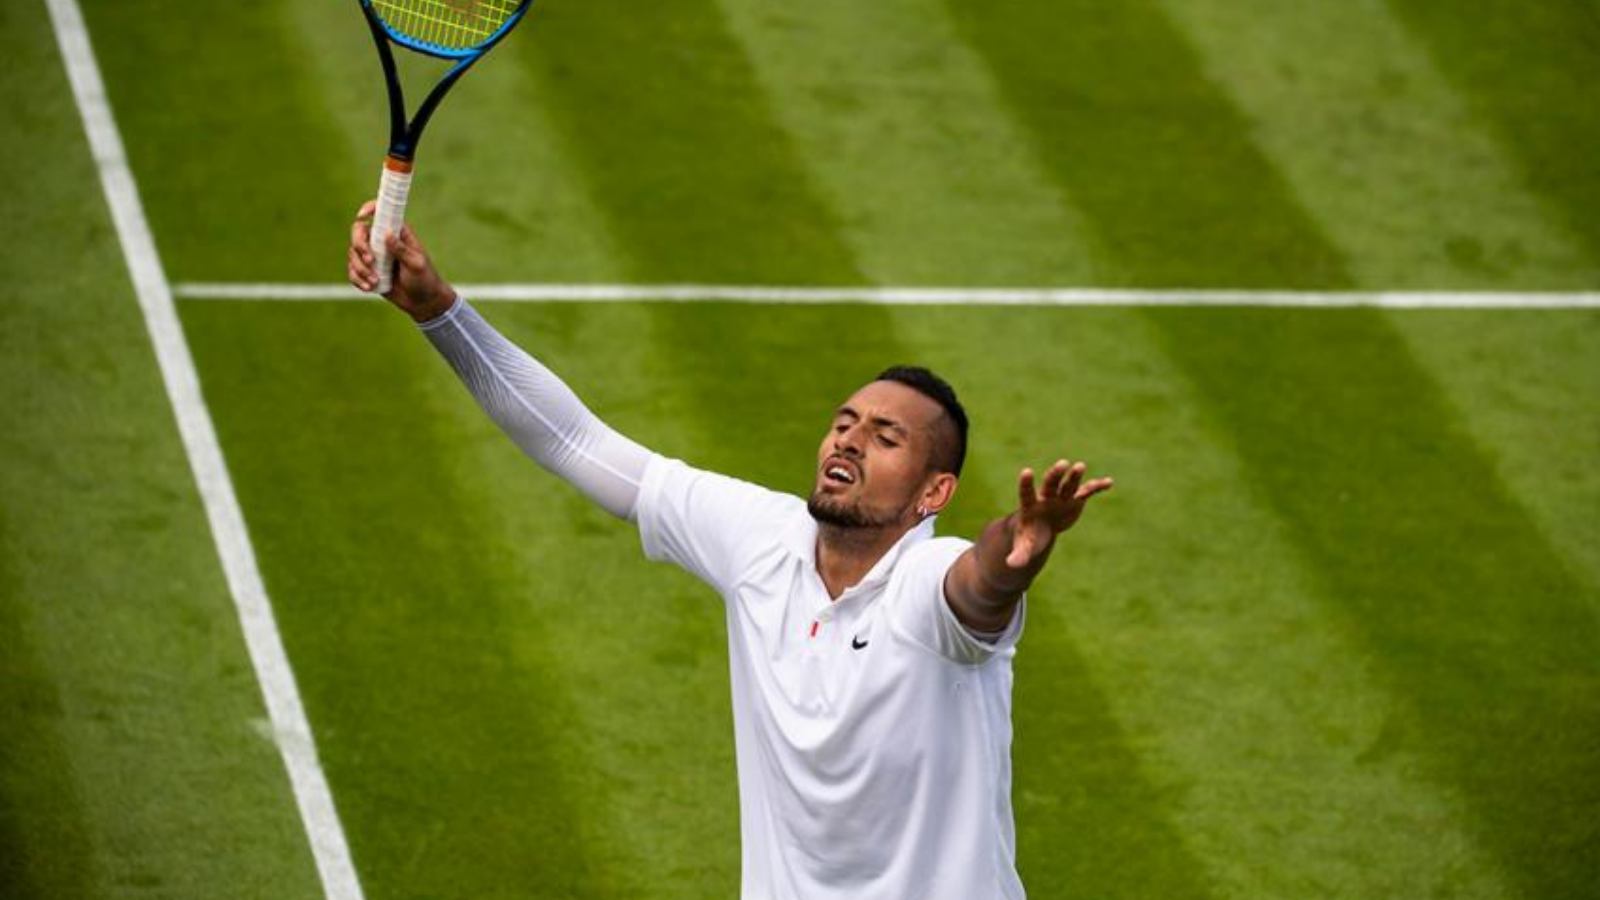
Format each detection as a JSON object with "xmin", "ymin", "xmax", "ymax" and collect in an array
[{"xmin": 851, "ymin": 636, "xmax": 869, "ymax": 650}]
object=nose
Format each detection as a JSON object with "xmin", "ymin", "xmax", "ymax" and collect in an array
[{"xmin": 833, "ymin": 422, "xmax": 865, "ymax": 458}]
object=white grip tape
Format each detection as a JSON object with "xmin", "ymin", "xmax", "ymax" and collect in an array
[{"xmin": 370, "ymin": 161, "xmax": 413, "ymax": 295}]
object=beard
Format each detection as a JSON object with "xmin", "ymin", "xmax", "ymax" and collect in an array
[{"xmin": 807, "ymin": 490, "xmax": 901, "ymax": 529}]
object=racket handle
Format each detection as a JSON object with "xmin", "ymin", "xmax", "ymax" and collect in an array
[{"xmin": 370, "ymin": 155, "xmax": 413, "ymax": 295}]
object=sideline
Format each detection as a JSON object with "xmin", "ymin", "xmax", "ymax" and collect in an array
[{"xmin": 45, "ymin": 1, "xmax": 364, "ymax": 896}]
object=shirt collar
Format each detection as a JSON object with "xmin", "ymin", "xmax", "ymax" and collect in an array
[{"xmin": 781, "ymin": 511, "xmax": 939, "ymax": 590}]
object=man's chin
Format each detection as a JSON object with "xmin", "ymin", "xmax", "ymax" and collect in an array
[{"xmin": 807, "ymin": 493, "xmax": 890, "ymax": 529}]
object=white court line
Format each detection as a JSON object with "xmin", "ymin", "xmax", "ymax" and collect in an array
[
  {"xmin": 174, "ymin": 281, "xmax": 1600, "ymax": 308},
  {"xmin": 46, "ymin": 2, "xmax": 364, "ymax": 898}
]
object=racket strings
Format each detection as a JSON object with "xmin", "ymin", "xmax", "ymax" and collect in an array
[{"xmin": 371, "ymin": 0, "xmax": 520, "ymax": 50}]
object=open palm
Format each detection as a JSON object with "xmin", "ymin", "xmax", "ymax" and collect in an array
[{"xmin": 1006, "ymin": 460, "xmax": 1114, "ymax": 568}]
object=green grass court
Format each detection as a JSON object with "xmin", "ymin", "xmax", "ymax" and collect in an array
[{"xmin": 4, "ymin": 0, "xmax": 1598, "ymax": 896}]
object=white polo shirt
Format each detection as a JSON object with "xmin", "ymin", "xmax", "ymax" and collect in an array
[{"xmin": 636, "ymin": 456, "xmax": 1027, "ymax": 899}]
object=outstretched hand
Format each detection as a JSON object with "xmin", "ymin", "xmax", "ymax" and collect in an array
[
  {"xmin": 347, "ymin": 200, "xmax": 457, "ymax": 323},
  {"xmin": 1005, "ymin": 460, "xmax": 1114, "ymax": 568}
]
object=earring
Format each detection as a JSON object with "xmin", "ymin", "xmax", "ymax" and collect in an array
[{"xmin": 916, "ymin": 505, "xmax": 928, "ymax": 517}]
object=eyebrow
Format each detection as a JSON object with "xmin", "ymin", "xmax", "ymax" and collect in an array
[{"xmin": 835, "ymin": 406, "xmax": 910, "ymax": 439}]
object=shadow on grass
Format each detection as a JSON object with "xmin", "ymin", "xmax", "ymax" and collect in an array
[{"xmin": 0, "ymin": 546, "xmax": 96, "ymax": 899}]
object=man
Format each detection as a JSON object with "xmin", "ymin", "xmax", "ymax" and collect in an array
[{"xmin": 347, "ymin": 208, "xmax": 1113, "ymax": 898}]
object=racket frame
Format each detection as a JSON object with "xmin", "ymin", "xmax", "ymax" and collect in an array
[{"xmin": 357, "ymin": 0, "xmax": 534, "ymax": 292}]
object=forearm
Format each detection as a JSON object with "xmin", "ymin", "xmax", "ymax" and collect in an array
[
  {"xmin": 418, "ymin": 297, "xmax": 653, "ymax": 519},
  {"xmin": 944, "ymin": 514, "xmax": 1046, "ymax": 631}
]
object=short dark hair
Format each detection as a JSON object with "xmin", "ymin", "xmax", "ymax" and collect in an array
[{"xmin": 875, "ymin": 365, "xmax": 968, "ymax": 476}]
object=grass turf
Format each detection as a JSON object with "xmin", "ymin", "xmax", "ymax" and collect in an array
[
  {"xmin": 0, "ymin": 0, "xmax": 322, "ymax": 894},
  {"xmin": 5, "ymin": 0, "xmax": 1598, "ymax": 896}
]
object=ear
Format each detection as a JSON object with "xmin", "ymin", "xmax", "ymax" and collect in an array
[{"xmin": 918, "ymin": 472, "xmax": 959, "ymax": 516}]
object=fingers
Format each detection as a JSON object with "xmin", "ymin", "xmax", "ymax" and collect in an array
[
  {"xmin": 350, "ymin": 200, "xmax": 376, "ymax": 250},
  {"xmin": 1040, "ymin": 459, "xmax": 1068, "ymax": 497},
  {"xmin": 1060, "ymin": 461, "xmax": 1085, "ymax": 499},
  {"xmin": 1075, "ymin": 476, "xmax": 1115, "ymax": 501},
  {"xmin": 1024, "ymin": 457, "xmax": 1114, "ymax": 505},
  {"xmin": 349, "ymin": 200, "xmax": 377, "ymax": 290},
  {"xmin": 1041, "ymin": 459, "xmax": 1083, "ymax": 499},
  {"xmin": 384, "ymin": 231, "xmax": 408, "ymax": 275},
  {"xmin": 348, "ymin": 243, "xmax": 375, "ymax": 291},
  {"xmin": 348, "ymin": 252, "xmax": 369, "ymax": 292},
  {"xmin": 1017, "ymin": 467, "xmax": 1037, "ymax": 511},
  {"xmin": 1035, "ymin": 460, "xmax": 1093, "ymax": 499},
  {"xmin": 400, "ymin": 224, "xmax": 426, "ymax": 266},
  {"xmin": 388, "ymin": 225, "xmax": 428, "ymax": 272}
]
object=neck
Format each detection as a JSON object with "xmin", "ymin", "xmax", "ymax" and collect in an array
[{"xmin": 814, "ymin": 519, "xmax": 916, "ymax": 600}]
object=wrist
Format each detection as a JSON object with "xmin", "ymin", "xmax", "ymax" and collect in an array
[
  {"xmin": 978, "ymin": 516, "xmax": 1030, "ymax": 588},
  {"xmin": 408, "ymin": 290, "xmax": 458, "ymax": 324}
]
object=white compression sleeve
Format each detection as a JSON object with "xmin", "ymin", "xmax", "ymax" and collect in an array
[{"xmin": 419, "ymin": 298, "xmax": 654, "ymax": 520}]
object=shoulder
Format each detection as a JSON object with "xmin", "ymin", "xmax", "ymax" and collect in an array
[
  {"xmin": 635, "ymin": 456, "xmax": 809, "ymax": 589},
  {"xmin": 888, "ymin": 532, "xmax": 1021, "ymax": 665},
  {"xmin": 638, "ymin": 456, "xmax": 803, "ymax": 524},
  {"xmin": 895, "ymin": 535, "xmax": 973, "ymax": 581},
  {"xmin": 885, "ymin": 534, "xmax": 971, "ymax": 608}
]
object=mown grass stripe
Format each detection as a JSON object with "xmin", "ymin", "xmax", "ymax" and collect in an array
[
  {"xmin": 1386, "ymin": 0, "xmax": 1600, "ymax": 271},
  {"xmin": 510, "ymin": 0, "xmax": 860, "ymax": 285},
  {"xmin": 947, "ymin": 0, "xmax": 1349, "ymax": 290},
  {"xmin": 77, "ymin": 0, "xmax": 360, "ymax": 282},
  {"xmin": 0, "ymin": 551, "xmax": 98, "ymax": 897},
  {"xmin": 713, "ymin": 0, "xmax": 1101, "ymax": 286},
  {"xmin": 1, "ymin": 7, "xmax": 108, "ymax": 885},
  {"xmin": 50, "ymin": 0, "xmax": 362, "ymax": 894},
  {"xmin": 5, "ymin": 0, "xmax": 324, "ymax": 893},
  {"xmin": 80, "ymin": 0, "xmax": 645, "ymax": 889},
  {"xmin": 1389, "ymin": 311, "xmax": 1600, "ymax": 594},
  {"xmin": 451, "ymin": 303, "xmax": 749, "ymax": 895},
  {"xmin": 1149, "ymin": 310, "xmax": 1600, "ymax": 900},
  {"xmin": 182, "ymin": 302, "xmax": 618, "ymax": 897},
  {"xmin": 1156, "ymin": 0, "xmax": 1595, "ymax": 290},
  {"xmin": 952, "ymin": 1, "xmax": 1596, "ymax": 896}
]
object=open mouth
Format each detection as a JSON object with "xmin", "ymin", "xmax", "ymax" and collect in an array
[{"xmin": 822, "ymin": 459, "xmax": 858, "ymax": 485}]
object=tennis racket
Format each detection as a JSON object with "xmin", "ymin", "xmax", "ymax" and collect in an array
[{"xmin": 357, "ymin": 0, "xmax": 536, "ymax": 294}]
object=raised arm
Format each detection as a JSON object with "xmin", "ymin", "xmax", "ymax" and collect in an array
[
  {"xmin": 348, "ymin": 202, "xmax": 653, "ymax": 520},
  {"xmin": 943, "ymin": 459, "xmax": 1113, "ymax": 632}
]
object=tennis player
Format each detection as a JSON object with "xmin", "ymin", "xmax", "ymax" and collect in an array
[{"xmin": 347, "ymin": 209, "xmax": 1113, "ymax": 899}]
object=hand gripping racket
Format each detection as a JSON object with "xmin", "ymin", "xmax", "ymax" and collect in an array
[{"xmin": 358, "ymin": 0, "xmax": 535, "ymax": 294}]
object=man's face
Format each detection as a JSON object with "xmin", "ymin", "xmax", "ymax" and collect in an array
[{"xmin": 808, "ymin": 380, "xmax": 949, "ymax": 529}]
